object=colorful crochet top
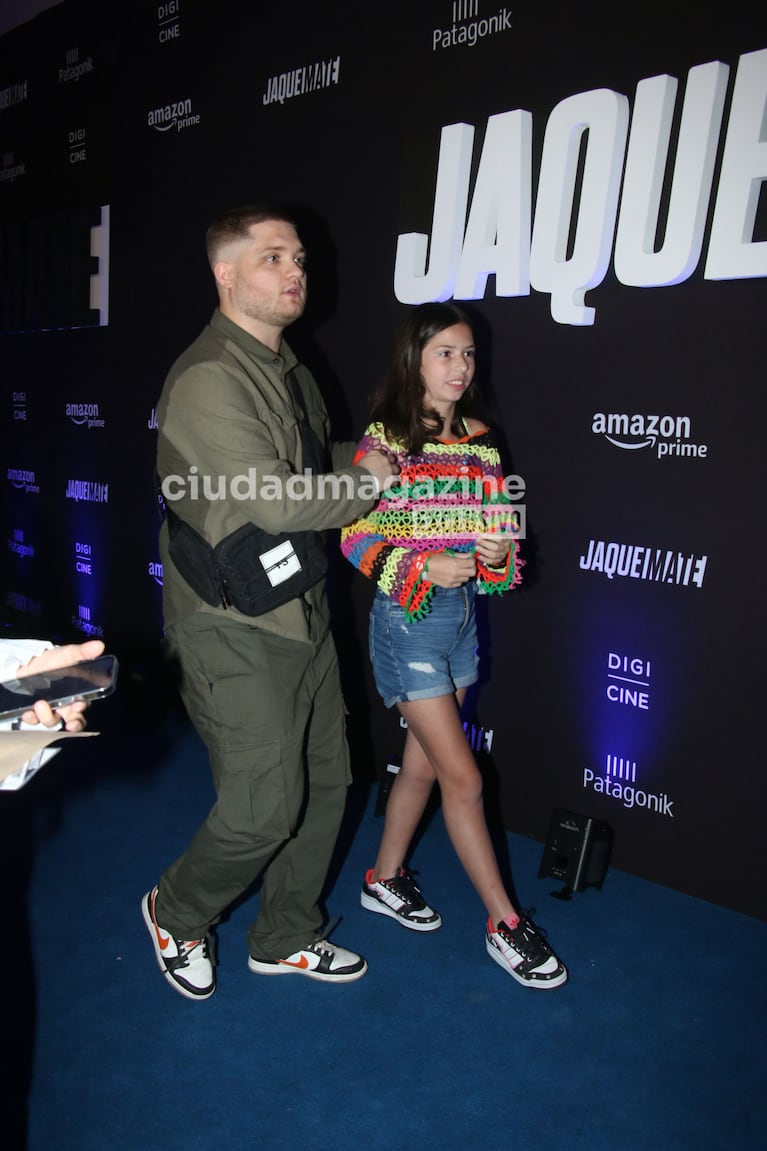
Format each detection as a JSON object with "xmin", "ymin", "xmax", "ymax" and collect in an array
[{"xmin": 341, "ymin": 421, "xmax": 523, "ymax": 621}]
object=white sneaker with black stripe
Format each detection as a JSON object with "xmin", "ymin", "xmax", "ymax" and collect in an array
[
  {"xmin": 486, "ymin": 913, "xmax": 567, "ymax": 989},
  {"xmin": 361, "ymin": 867, "xmax": 442, "ymax": 931}
]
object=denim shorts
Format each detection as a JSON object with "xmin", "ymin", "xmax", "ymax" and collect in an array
[{"xmin": 369, "ymin": 583, "xmax": 479, "ymax": 708}]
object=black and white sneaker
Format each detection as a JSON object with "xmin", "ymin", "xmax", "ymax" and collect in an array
[
  {"xmin": 141, "ymin": 886, "xmax": 215, "ymax": 1001},
  {"xmin": 486, "ymin": 913, "xmax": 567, "ymax": 989},
  {"xmin": 361, "ymin": 867, "xmax": 442, "ymax": 931},
  {"xmin": 247, "ymin": 939, "xmax": 367, "ymax": 983}
]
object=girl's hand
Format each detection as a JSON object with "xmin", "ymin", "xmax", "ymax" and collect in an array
[
  {"xmin": 475, "ymin": 535, "xmax": 511, "ymax": 569},
  {"xmin": 423, "ymin": 551, "xmax": 476, "ymax": 587}
]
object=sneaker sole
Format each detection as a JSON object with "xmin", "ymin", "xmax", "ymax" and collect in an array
[
  {"xmin": 247, "ymin": 955, "xmax": 368, "ymax": 983},
  {"xmin": 485, "ymin": 935, "xmax": 568, "ymax": 990},
  {"xmin": 361, "ymin": 889, "xmax": 442, "ymax": 931},
  {"xmin": 141, "ymin": 891, "xmax": 215, "ymax": 1001}
]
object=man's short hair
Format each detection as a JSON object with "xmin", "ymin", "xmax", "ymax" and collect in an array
[{"xmin": 205, "ymin": 204, "xmax": 297, "ymax": 268}]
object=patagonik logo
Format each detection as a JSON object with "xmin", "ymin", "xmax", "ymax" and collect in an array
[
  {"xmin": 394, "ymin": 48, "xmax": 767, "ymax": 325},
  {"xmin": 72, "ymin": 603, "xmax": 104, "ymax": 638},
  {"xmin": 432, "ymin": 1, "xmax": 512, "ymax": 50},
  {"xmin": 583, "ymin": 754, "xmax": 675, "ymax": 818},
  {"xmin": 58, "ymin": 46, "xmax": 94, "ymax": 84},
  {"xmin": 1, "ymin": 151, "xmax": 26, "ymax": 184},
  {"xmin": 8, "ymin": 528, "xmax": 34, "ymax": 559}
]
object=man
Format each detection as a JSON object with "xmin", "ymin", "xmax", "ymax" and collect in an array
[{"xmin": 144, "ymin": 205, "xmax": 395, "ymax": 1000}]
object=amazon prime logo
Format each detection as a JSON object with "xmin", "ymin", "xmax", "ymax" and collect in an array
[
  {"xmin": 592, "ymin": 413, "xmax": 708, "ymax": 460},
  {"xmin": 7, "ymin": 467, "xmax": 40, "ymax": 494},
  {"xmin": 66, "ymin": 401, "xmax": 105, "ymax": 429},
  {"xmin": 147, "ymin": 96, "xmax": 200, "ymax": 133}
]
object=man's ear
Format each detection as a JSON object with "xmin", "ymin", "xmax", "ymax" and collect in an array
[{"xmin": 214, "ymin": 260, "xmax": 234, "ymax": 289}]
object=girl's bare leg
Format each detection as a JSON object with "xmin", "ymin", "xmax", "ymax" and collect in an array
[
  {"xmin": 373, "ymin": 691, "xmax": 516, "ymax": 927},
  {"xmin": 372, "ymin": 721, "xmax": 437, "ymax": 880}
]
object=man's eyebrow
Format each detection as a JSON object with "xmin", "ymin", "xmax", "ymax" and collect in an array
[{"xmin": 258, "ymin": 244, "xmax": 306, "ymax": 256}]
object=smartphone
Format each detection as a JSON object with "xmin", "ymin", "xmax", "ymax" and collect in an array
[{"xmin": 0, "ymin": 654, "xmax": 119, "ymax": 721}]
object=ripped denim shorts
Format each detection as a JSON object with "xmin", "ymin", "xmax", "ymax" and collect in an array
[{"xmin": 368, "ymin": 583, "xmax": 479, "ymax": 708}]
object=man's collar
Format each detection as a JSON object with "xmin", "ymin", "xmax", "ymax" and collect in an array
[{"xmin": 210, "ymin": 309, "xmax": 297, "ymax": 369}]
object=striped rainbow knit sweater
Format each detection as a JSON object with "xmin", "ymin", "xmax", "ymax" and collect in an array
[{"xmin": 341, "ymin": 421, "xmax": 523, "ymax": 621}]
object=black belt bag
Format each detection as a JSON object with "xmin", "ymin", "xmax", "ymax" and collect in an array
[
  {"xmin": 166, "ymin": 507, "xmax": 327, "ymax": 616},
  {"xmin": 164, "ymin": 369, "xmax": 328, "ymax": 615}
]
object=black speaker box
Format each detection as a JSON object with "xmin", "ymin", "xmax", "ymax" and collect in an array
[{"xmin": 538, "ymin": 808, "xmax": 614, "ymax": 894}]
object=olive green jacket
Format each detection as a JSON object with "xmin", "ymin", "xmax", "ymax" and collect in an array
[{"xmin": 157, "ymin": 310, "xmax": 377, "ymax": 643}]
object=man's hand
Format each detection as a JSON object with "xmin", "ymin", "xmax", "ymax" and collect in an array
[
  {"xmin": 16, "ymin": 639, "xmax": 106, "ymax": 732},
  {"xmin": 357, "ymin": 448, "xmax": 399, "ymax": 490}
]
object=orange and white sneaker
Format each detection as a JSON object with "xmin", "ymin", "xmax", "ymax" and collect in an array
[
  {"xmin": 247, "ymin": 938, "xmax": 367, "ymax": 983},
  {"xmin": 141, "ymin": 886, "xmax": 215, "ymax": 1000}
]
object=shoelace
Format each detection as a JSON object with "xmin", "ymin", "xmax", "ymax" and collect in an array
[
  {"xmin": 309, "ymin": 939, "xmax": 335, "ymax": 958},
  {"xmin": 499, "ymin": 916, "xmax": 552, "ymax": 965},
  {"xmin": 177, "ymin": 937, "xmax": 209, "ymax": 963},
  {"xmin": 382, "ymin": 869, "xmax": 422, "ymax": 906}
]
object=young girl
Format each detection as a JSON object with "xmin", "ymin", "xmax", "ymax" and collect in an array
[{"xmin": 341, "ymin": 303, "xmax": 567, "ymax": 990}]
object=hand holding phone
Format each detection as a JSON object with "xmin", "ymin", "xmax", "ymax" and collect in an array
[{"xmin": 1, "ymin": 650, "xmax": 118, "ymax": 725}]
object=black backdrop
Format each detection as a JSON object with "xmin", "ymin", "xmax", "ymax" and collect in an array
[{"xmin": 2, "ymin": 0, "xmax": 766, "ymax": 920}]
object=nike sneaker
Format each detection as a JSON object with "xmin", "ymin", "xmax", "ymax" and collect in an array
[
  {"xmin": 361, "ymin": 867, "xmax": 442, "ymax": 931},
  {"xmin": 247, "ymin": 938, "xmax": 367, "ymax": 982},
  {"xmin": 486, "ymin": 913, "xmax": 568, "ymax": 990},
  {"xmin": 141, "ymin": 886, "xmax": 215, "ymax": 1000}
]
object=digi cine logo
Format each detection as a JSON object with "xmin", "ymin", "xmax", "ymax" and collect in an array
[
  {"xmin": 157, "ymin": 1, "xmax": 181, "ymax": 43},
  {"xmin": 606, "ymin": 651, "xmax": 651, "ymax": 710},
  {"xmin": 75, "ymin": 541, "xmax": 92, "ymax": 575}
]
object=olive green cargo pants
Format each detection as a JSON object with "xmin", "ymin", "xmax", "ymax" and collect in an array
[{"xmin": 154, "ymin": 611, "xmax": 351, "ymax": 960}]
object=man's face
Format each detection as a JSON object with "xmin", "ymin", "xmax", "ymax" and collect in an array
[{"xmin": 220, "ymin": 219, "xmax": 307, "ymax": 333}]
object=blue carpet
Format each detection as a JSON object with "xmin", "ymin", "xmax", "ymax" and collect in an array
[{"xmin": 6, "ymin": 705, "xmax": 766, "ymax": 1151}]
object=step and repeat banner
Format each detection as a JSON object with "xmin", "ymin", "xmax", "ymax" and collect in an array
[{"xmin": 1, "ymin": 0, "xmax": 765, "ymax": 918}]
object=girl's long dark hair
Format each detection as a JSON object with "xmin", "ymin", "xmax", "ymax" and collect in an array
[{"xmin": 369, "ymin": 302, "xmax": 478, "ymax": 454}]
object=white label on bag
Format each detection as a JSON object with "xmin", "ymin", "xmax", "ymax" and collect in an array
[{"xmin": 259, "ymin": 540, "xmax": 302, "ymax": 586}]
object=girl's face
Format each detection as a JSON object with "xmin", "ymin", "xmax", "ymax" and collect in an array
[{"xmin": 419, "ymin": 323, "xmax": 475, "ymax": 413}]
